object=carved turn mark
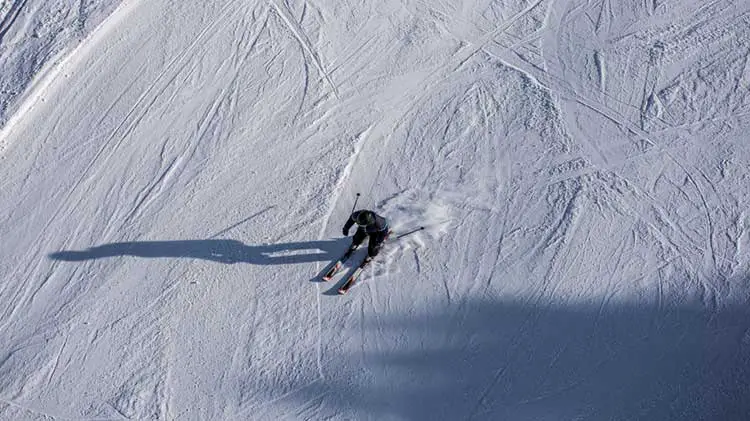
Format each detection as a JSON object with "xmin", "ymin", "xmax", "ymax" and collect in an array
[
  {"xmin": 0, "ymin": 0, "xmax": 30, "ymax": 44},
  {"xmin": 640, "ymin": 40, "xmax": 665, "ymax": 131},
  {"xmin": 594, "ymin": 50, "xmax": 606, "ymax": 91},
  {"xmin": 270, "ymin": 0, "xmax": 339, "ymax": 99}
]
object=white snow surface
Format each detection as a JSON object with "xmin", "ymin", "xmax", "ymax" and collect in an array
[{"xmin": 1, "ymin": 0, "xmax": 750, "ymax": 420}]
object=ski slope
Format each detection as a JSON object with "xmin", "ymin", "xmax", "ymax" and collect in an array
[{"xmin": 1, "ymin": 0, "xmax": 749, "ymax": 419}]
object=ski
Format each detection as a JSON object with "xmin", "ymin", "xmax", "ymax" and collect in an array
[
  {"xmin": 328, "ymin": 227, "xmax": 424, "ymax": 290},
  {"xmin": 337, "ymin": 257, "xmax": 372, "ymax": 294},
  {"xmin": 334, "ymin": 227, "xmax": 424, "ymax": 293},
  {"xmin": 322, "ymin": 248, "xmax": 355, "ymax": 281}
]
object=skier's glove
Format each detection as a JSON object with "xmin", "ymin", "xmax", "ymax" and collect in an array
[{"xmin": 343, "ymin": 227, "xmax": 349, "ymax": 236}]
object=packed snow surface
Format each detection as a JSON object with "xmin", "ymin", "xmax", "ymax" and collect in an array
[{"xmin": 1, "ymin": 0, "xmax": 749, "ymax": 420}]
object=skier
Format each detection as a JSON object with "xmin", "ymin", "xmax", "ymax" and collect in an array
[{"xmin": 342, "ymin": 210, "xmax": 390, "ymax": 262}]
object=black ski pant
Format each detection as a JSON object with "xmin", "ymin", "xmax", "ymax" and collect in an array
[{"xmin": 351, "ymin": 227, "xmax": 388, "ymax": 257}]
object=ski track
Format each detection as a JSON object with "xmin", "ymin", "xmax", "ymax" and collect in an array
[
  {"xmin": 0, "ymin": 0, "xmax": 30, "ymax": 45},
  {"xmin": 0, "ymin": 0, "xmax": 239, "ymax": 336},
  {"xmin": 270, "ymin": 0, "xmax": 339, "ymax": 99}
]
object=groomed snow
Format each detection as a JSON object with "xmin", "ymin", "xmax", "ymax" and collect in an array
[{"xmin": 1, "ymin": 0, "xmax": 749, "ymax": 420}]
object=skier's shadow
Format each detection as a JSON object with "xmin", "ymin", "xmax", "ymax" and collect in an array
[{"xmin": 48, "ymin": 238, "xmax": 350, "ymax": 267}]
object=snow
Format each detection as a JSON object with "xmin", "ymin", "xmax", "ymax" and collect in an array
[{"xmin": 1, "ymin": 0, "xmax": 749, "ymax": 420}]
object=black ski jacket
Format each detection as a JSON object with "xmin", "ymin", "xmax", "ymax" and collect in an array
[{"xmin": 343, "ymin": 210, "xmax": 389, "ymax": 234}]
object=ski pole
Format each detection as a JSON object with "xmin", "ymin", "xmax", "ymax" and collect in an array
[
  {"xmin": 350, "ymin": 193, "xmax": 361, "ymax": 213},
  {"xmin": 396, "ymin": 226, "xmax": 425, "ymax": 239}
]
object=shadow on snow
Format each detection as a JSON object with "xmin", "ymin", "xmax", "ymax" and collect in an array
[
  {"xmin": 281, "ymin": 296, "xmax": 750, "ymax": 420},
  {"xmin": 48, "ymin": 238, "xmax": 350, "ymax": 265}
]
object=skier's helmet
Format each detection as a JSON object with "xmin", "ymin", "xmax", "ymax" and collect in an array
[{"xmin": 356, "ymin": 211, "xmax": 375, "ymax": 226}]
